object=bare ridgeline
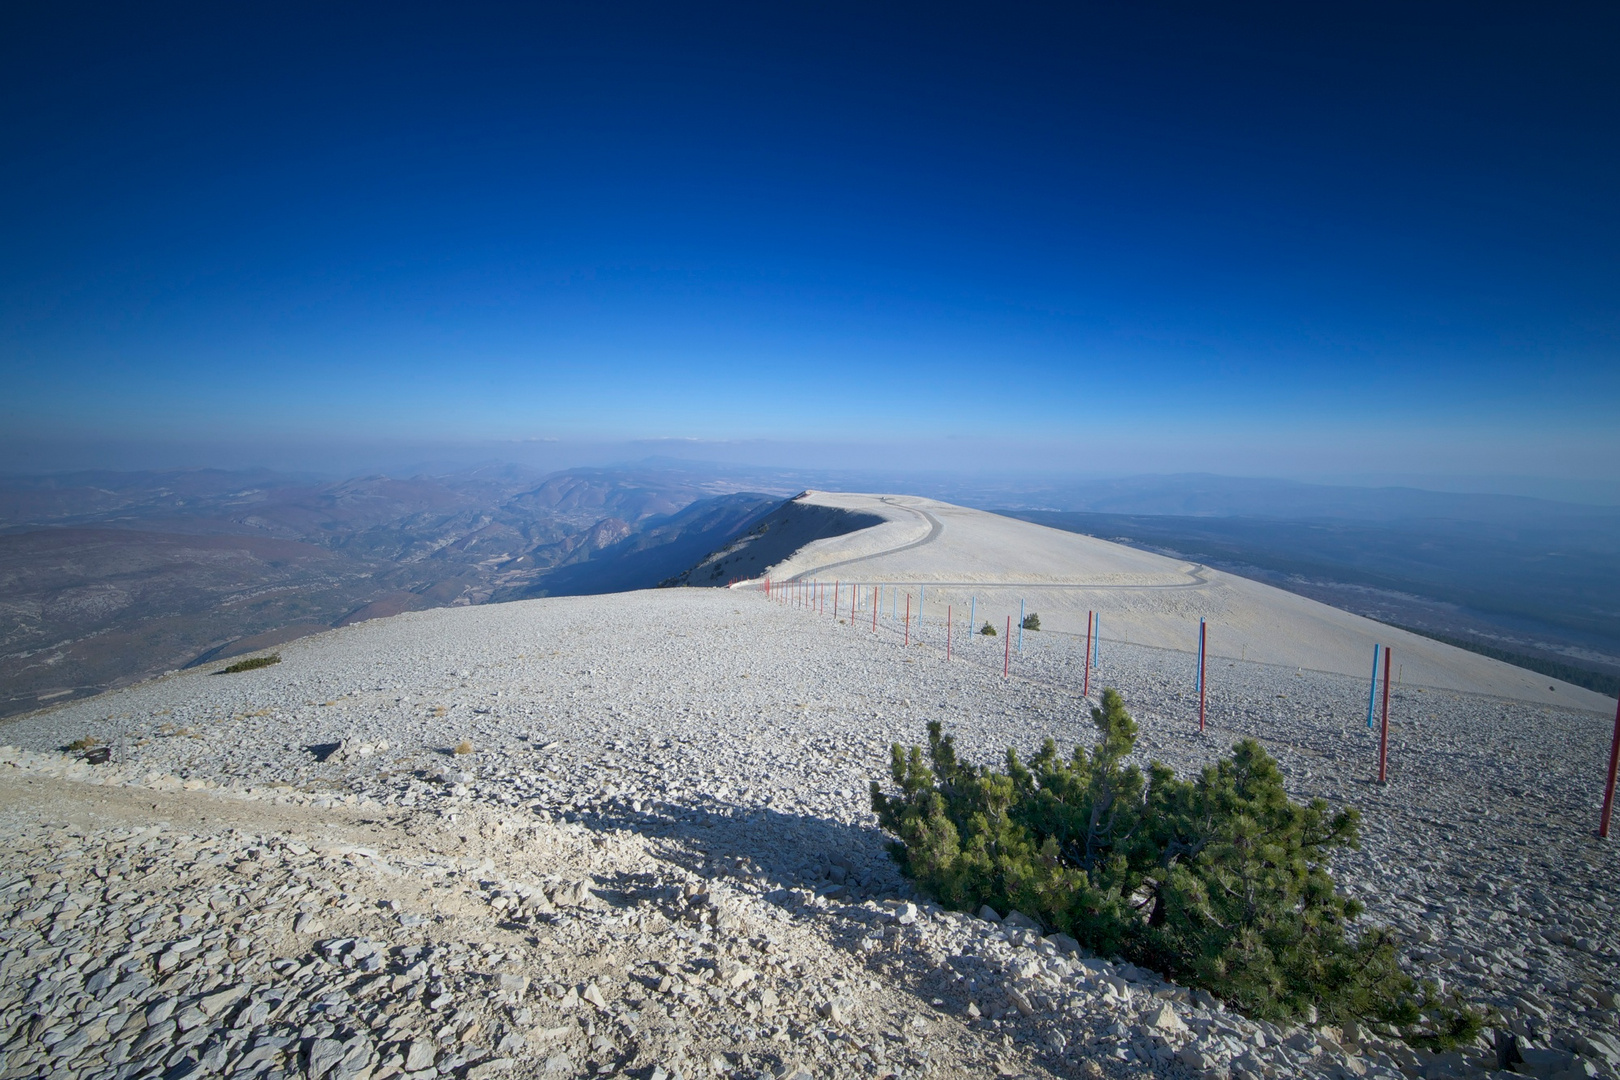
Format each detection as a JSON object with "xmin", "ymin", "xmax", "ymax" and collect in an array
[{"xmin": 2, "ymin": 493, "xmax": 1617, "ymax": 1080}]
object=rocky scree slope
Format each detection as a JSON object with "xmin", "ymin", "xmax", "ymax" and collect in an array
[{"xmin": 1, "ymin": 587, "xmax": 1617, "ymax": 1080}]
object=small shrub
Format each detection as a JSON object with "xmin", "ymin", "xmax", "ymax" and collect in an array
[
  {"xmin": 454, "ymin": 740, "xmax": 474, "ymax": 756},
  {"xmin": 218, "ymin": 654, "xmax": 280, "ymax": 674},
  {"xmin": 979, "ymin": 621, "xmax": 997, "ymax": 636},
  {"xmin": 870, "ymin": 689, "xmax": 1483, "ymax": 1044},
  {"xmin": 64, "ymin": 736, "xmax": 101, "ymax": 752},
  {"xmin": 1022, "ymin": 613, "xmax": 1040, "ymax": 631}
]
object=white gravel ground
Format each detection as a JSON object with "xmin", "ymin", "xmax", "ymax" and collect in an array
[
  {"xmin": 4, "ymin": 580, "xmax": 1619, "ymax": 1080},
  {"xmin": 728, "ymin": 493, "xmax": 1612, "ymax": 713}
]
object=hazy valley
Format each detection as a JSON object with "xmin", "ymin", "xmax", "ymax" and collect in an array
[{"xmin": 0, "ymin": 466, "xmax": 787, "ymax": 718}]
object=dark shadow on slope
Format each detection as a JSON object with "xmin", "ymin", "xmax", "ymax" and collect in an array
[
  {"xmin": 505, "ymin": 492, "xmax": 778, "ymax": 598},
  {"xmin": 512, "ymin": 794, "xmax": 1048, "ymax": 1072},
  {"xmin": 667, "ymin": 493, "xmax": 887, "ymax": 587},
  {"xmin": 558, "ymin": 792, "xmax": 907, "ymax": 902}
]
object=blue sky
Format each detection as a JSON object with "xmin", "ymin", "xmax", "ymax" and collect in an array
[{"xmin": 2, "ymin": 3, "xmax": 1617, "ymax": 495}]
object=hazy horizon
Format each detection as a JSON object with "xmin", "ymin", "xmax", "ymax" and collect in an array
[{"xmin": 3, "ymin": 436, "xmax": 1617, "ymax": 507}]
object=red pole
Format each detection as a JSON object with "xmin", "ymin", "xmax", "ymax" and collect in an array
[
  {"xmin": 1083, "ymin": 611, "xmax": 1092, "ymax": 697},
  {"xmin": 1198, "ymin": 620, "xmax": 1207, "ymax": 732},
  {"xmin": 947, "ymin": 605, "xmax": 952, "ymax": 661},
  {"xmin": 872, "ymin": 587, "xmax": 878, "ymax": 632},
  {"xmin": 904, "ymin": 594, "xmax": 910, "ymax": 646},
  {"xmin": 1599, "ymin": 694, "xmax": 1620, "ymax": 839},
  {"xmin": 1378, "ymin": 647, "xmax": 1392, "ymax": 784},
  {"xmin": 1004, "ymin": 616, "xmax": 1011, "ymax": 677}
]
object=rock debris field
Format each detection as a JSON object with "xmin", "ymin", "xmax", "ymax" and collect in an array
[{"xmin": 2, "ymin": 587, "xmax": 1618, "ymax": 1080}]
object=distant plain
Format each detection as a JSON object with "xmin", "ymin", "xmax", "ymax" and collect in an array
[{"xmin": 3, "ymin": 465, "xmax": 1616, "ymax": 720}]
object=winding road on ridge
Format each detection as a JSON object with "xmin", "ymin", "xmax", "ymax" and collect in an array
[{"xmin": 775, "ymin": 497, "xmax": 1213, "ymax": 591}]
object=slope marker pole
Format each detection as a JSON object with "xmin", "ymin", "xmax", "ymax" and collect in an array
[
  {"xmin": 1367, "ymin": 644, "xmax": 1381, "ymax": 728},
  {"xmin": 1004, "ymin": 617, "xmax": 1011, "ymax": 677},
  {"xmin": 1083, "ymin": 611, "xmax": 1093, "ymax": 697},
  {"xmin": 1599, "ymin": 694, "xmax": 1620, "ymax": 839},
  {"xmin": 1018, "ymin": 600, "xmax": 1025, "ymax": 652},
  {"xmin": 947, "ymin": 606, "xmax": 952, "ymax": 661},
  {"xmin": 1198, "ymin": 618, "xmax": 1207, "ymax": 733},
  {"xmin": 1378, "ymin": 647, "xmax": 1392, "ymax": 784},
  {"xmin": 872, "ymin": 587, "xmax": 877, "ymax": 633},
  {"xmin": 904, "ymin": 594, "xmax": 910, "ymax": 647},
  {"xmin": 969, "ymin": 596, "xmax": 976, "ymax": 637},
  {"xmin": 833, "ymin": 582, "xmax": 839, "ymax": 621}
]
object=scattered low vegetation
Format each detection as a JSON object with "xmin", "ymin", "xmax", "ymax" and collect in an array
[
  {"xmin": 453, "ymin": 740, "xmax": 474, "ymax": 756},
  {"xmin": 217, "ymin": 654, "xmax": 281, "ymax": 674},
  {"xmin": 979, "ymin": 621, "xmax": 997, "ymax": 636},
  {"xmin": 1021, "ymin": 612, "xmax": 1040, "ymax": 631},
  {"xmin": 63, "ymin": 736, "xmax": 101, "ymax": 753},
  {"xmin": 871, "ymin": 689, "xmax": 1484, "ymax": 1045}
]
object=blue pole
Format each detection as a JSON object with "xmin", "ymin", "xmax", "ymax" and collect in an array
[
  {"xmin": 1196, "ymin": 618, "xmax": 1205, "ymax": 691},
  {"xmin": 919, "ymin": 585, "xmax": 924, "ymax": 623},
  {"xmin": 1094, "ymin": 617, "xmax": 1100, "ymax": 667},
  {"xmin": 1018, "ymin": 600, "xmax": 1025, "ymax": 651},
  {"xmin": 969, "ymin": 596, "xmax": 975, "ymax": 635},
  {"xmin": 1366, "ymin": 644, "xmax": 1381, "ymax": 728}
]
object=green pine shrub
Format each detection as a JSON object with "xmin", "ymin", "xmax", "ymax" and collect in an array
[
  {"xmin": 870, "ymin": 688, "xmax": 1483, "ymax": 1045},
  {"xmin": 1022, "ymin": 612, "xmax": 1040, "ymax": 631},
  {"xmin": 979, "ymin": 621, "xmax": 997, "ymax": 636},
  {"xmin": 218, "ymin": 654, "xmax": 280, "ymax": 674}
]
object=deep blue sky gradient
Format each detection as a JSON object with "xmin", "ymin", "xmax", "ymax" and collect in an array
[{"xmin": 2, "ymin": 3, "xmax": 1617, "ymax": 492}]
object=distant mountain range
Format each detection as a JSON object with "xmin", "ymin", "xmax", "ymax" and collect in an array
[
  {"xmin": 4, "ymin": 462, "xmax": 1616, "ymax": 720},
  {"xmin": 0, "ymin": 464, "xmax": 789, "ymax": 718}
]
